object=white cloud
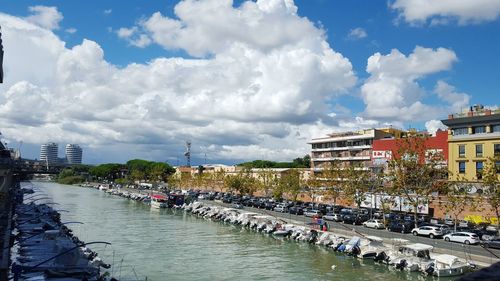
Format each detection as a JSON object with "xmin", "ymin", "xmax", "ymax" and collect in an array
[
  {"xmin": 119, "ymin": 0, "xmax": 327, "ymax": 58},
  {"xmin": 25, "ymin": 6, "xmax": 63, "ymax": 30},
  {"xmin": 104, "ymin": 9, "xmax": 112, "ymax": 15},
  {"xmin": 65, "ymin": 28, "xmax": 77, "ymax": 34},
  {"xmin": 361, "ymin": 46, "xmax": 457, "ymax": 121},
  {"xmin": 347, "ymin": 27, "xmax": 367, "ymax": 40},
  {"xmin": 0, "ymin": 1, "xmax": 357, "ymax": 163},
  {"xmin": 391, "ymin": 0, "xmax": 500, "ymax": 25},
  {"xmin": 117, "ymin": 27, "xmax": 136, "ymax": 38},
  {"xmin": 434, "ymin": 80, "xmax": 470, "ymax": 112},
  {"xmin": 425, "ymin": 120, "xmax": 447, "ymax": 136},
  {"xmin": 116, "ymin": 27, "xmax": 151, "ymax": 48}
]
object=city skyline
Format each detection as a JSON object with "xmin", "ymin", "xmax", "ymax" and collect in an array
[{"xmin": 0, "ymin": 0, "xmax": 499, "ymax": 164}]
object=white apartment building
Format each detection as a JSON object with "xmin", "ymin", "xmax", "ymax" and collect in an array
[
  {"xmin": 40, "ymin": 143, "xmax": 59, "ymax": 164},
  {"xmin": 309, "ymin": 128, "xmax": 400, "ymax": 172},
  {"xmin": 65, "ymin": 144, "xmax": 83, "ymax": 164}
]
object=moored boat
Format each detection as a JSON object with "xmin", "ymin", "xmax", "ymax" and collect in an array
[
  {"xmin": 150, "ymin": 194, "xmax": 168, "ymax": 209},
  {"xmin": 424, "ymin": 254, "xmax": 471, "ymax": 277}
]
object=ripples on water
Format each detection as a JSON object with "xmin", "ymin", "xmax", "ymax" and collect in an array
[{"xmin": 30, "ymin": 182, "xmax": 455, "ymax": 281}]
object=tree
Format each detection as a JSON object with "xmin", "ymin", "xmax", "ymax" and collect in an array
[
  {"xmin": 338, "ymin": 163, "xmax": 371, "ymax": 209},
  {"xmin": 167, "ymin": 173, "xmax": 181, "ymax": 191},
  {"xmin": 130, "ymin": 169, "xmax": 146, "ymax": 182},
  {"xmin": 279, "ymin": 169, "xmax": 302, "ymax": 201},
  {"xmin": 387, "ymin": 136, "xmax": 448, "ymax": 228},
  {"xmin": 212, "ymin": 169, "xmax": 226, "ymax": 192},
  {"xmin": 89, "ymin": 163, "xmax": 124, "ymax": 180},
  {"xmin": 482, "ymin": 157, "xmax": 500, "ymax": 235},
  {"xmin": 439, "ymin": 180, "xmax": 478, "ymax": 232},
  {"xmin": 305, "ymin": 174, "xmax": 321, "ymax": 203},
  {"xmin": 257, "ymin": 169, "xmax": 278, "ymax": 197},
  {"xmin": 371, "ymin": 170, "xmax": 396, "ymax": 226},
  {"xmin": 224, "ymin": 173, "xmax": 245, "ymax": 194},
  {"xmin": 320, "ymin": 161, "xmax": 342, "ymax": 205},
  {"xmin": 179, "ymin": 171, "xmax": 193, "ymax": 189}
]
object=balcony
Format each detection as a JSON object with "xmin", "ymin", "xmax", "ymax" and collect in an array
[
  {"xmin": 311, "ymin": 145, "xmax": 371, "ymax": 152},
  {"xmin": 312, "ymin": 155, "xmax": 371, "ymax": 162}
]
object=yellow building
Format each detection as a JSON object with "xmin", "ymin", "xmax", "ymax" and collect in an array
[{"xmin": 442, "ymin": 105, "xmax": 500, "ymax": 183}]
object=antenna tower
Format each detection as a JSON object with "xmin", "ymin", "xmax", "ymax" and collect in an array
[{"xmin": 184, "ymin": 141, "xmax": 191, "ymax": 167}]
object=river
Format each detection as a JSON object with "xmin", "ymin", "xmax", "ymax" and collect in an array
[{"xmin": 28, "ymin": 181, "xmax": 456, "ymax": 281}]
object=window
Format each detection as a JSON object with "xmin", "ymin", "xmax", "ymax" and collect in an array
[
  {"xmin": 492, "ymin": 125, "xmax": 500, "ymax": 133},
  {"xmin": 459, "ymin": 145, "xmax": 466, "ymax": 158},
  {"xmin": 453, "ymin": 127, "xmax": 468, "ymax": 135},
  {"xmin": 495, "ymin": 144, "xmax": 500, "ymax": 156},
  {"xmin": 496, "ymin": 161, "xmax": 500, "ymax": 174},
  {"xmin": 459, "ymin": 161, "xmax": 466, "ymax": 174},
  {"xmin": 476, "ymin": 144, "xmax": 483, "ymax": 157},
  {"xmin": 476, "ymin": 161, "xmax": 483, "ymax": 179},
  {"xmin": 473, "ymin": 126, "xmax": 486, "ymax": 134}
]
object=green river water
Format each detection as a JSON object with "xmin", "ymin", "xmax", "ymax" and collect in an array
[{"xmin": 28, "ymin": 181, "xmax": 457, "ymax": 281}]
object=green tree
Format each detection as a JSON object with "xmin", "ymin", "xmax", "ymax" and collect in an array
[
  {"xmin": 320, "ymin": 161, "xmax": 342, "ymax": 205},
  {"xmin": 482, "ymin": 157, "xmax": 500, "ymax": 235},
  {"xmin": 338, "ymin": 163, "xmax": 371, "ymax": 209},
  {"xmin": 89, "ymin": 163, "xmax": 123, "ymax": 180},
  {"xmin": 257, "ymin": 169, "xmax": 278, "ymax": 197},
  {"xmin": 167, "ymin": 173, "xmax": 181, "ymax": 190},
  {"xmin": 372, "ymin": 170, "xmax": 396, "ymax": 226},
  {"xmin": 212, "ymin": 169, "xmax": 227, "ymax": 192},
  {"xmin": 387, "ymin": 136, "xmax": 447, "ymax": 228},
  {"xmin": 305, "ymin": 173, "xmax": 321, "ymax": 203},
  {"xmin": 440, "ymin": 180, "xmax": 478, "ymax": 232},
  {"xmin": 279, "ymin": 169, "xmax": 302, "ymax": 201},
  {"xmin": 224, "ymin": 173, "xmax": 246, "ymax": 194}
]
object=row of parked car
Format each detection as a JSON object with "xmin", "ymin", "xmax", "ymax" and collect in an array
[{"xmin": 198, "ymin": 191, "xmax": 500, "ymax": 247}]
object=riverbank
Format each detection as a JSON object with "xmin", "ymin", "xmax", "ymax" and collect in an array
[
  {"xmin": 10, "ymin": 184, "xmax": 117, "ymax": 280},
  {"xmin": 82, "ymin": 184, "xmax": 500, "ymax": 268},
  {"xmin": 77, "ymin": 183, "xmax": 500, "ymax": 279}
]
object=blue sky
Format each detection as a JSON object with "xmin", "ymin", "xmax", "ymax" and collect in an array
[{"xmin": 0, "ymin": 0, "xmax": 499, "ymax": 165}]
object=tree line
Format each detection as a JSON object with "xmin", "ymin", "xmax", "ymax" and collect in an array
[
  {"xmin": 57, "ymin": 159, "xmax": 176, "ymax": 185},
  {"xmin": 237, "ymin": 155, "xmax": 311, "ymax": 168}
]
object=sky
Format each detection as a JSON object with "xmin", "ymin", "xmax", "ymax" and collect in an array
[{"xmin": 0, "ymin": 0, "xmax": 499, "ymax": 165}]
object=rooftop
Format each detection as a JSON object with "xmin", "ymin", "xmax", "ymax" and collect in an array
[{"xmin": 446, "ymin": 104, "xmax": 499, "ymax": 120}]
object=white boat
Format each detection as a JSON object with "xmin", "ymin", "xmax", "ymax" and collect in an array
[
  {"xmin": 150, "ymin": 194, "xmax": 168, "ymax": 209},
  {"xmin": 358, "ymin": 236, "xmax": 388, "ymax": 259},
  {"xmin": 387, "ymin": 243, "xmax": 433, "ymax": 272},
  {"xmin": 424, "ymin": 254, "xmax": 471, "ymax": 277}
]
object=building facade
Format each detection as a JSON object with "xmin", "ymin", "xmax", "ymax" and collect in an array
[
  {"xmin": 309, "ymin": 128, "xmax": 402, "ymax": 172},
  {"xmin": 40, "ymin": 143, "xmax": 59, "ymax": 164},
  {"xmin": 371, "ymin": 129, "xmax": 449, "ymax": 171},
  {"xmin": 441, "ymin": 105, "xmax": 500, "ymax": 183},
  {"xmin": 65, "ymin": 144, "xmax": 83, "ymax": 164}
]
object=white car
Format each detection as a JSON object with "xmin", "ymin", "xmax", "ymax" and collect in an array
[
  {"xmin": 323, "ymin": 213, "xmax": 342, "ymax": 222},
  {"xmin": 443, "ymin": 232, "xmax": 480, "ymax": 245},
  {"xmin": 274, "ymin": 204, "xmax": 288, "ymax": 213},
  {"xmin": 363, "ymin": 219, "xmax": 385, "ymax": 229},
  {"xmin": 304, "ymin": 209, "xmax": 322, "ymax": 218},
  {"xmin": 411, "ymin": 226, "xmax": 445, "ymax": 239}
]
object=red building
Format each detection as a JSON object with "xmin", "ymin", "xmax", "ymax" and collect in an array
[{"xmin": 371, "ymin": 130, "xmax": 448, "ymax": 168}]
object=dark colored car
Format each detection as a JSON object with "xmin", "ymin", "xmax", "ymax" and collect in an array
[
  {"xmin": 264, "ymin": 202, "xmax": 275, "ymax": 210},
  {"xmin": 483, "ymin": 238, "xmax": 500, "ymax": 249},
  {"xmin": 389, "ymin": 221, "xmax": 413, "ymax": 233},
  {"xmin": 222, "ymin": 196, "xmax": 232, "ymax": 204},
  {"xmin": 342, "ymin": 214, "xmax": 367, "ymax": 225},
  {"xmin": 289, "ymin": 206, "xmax": 304, "ymax": 215}
]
